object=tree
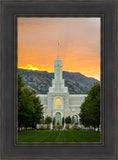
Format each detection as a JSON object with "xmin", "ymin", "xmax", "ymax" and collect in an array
[
  {"xmin": 79, "ymin": 100, "xmax": 91, "ymax": 128},
  {"xmin": 30, "ymin": 91, "xmax": 43, "ymax": 128},
  {"xmin": 65, "ymin": 116, "xmax": 71, "ymax": 124},
  {"xmin": 45, "ymin": 116, "xmax": 52, "ymax": 124},
  {"xmin": 40, "ymin": 116, "xmax": 45, "ymax": 124},
  {"xmin": 18, "ymin": 74, "xmax": 43, "ymax": 130},
  {"xmin": 79, "ymin": 82, "xmax": 100, "ymax": 131},
  {"xmin": 18, "ymin": 88, "xmax": 35, "ymax": 129}
]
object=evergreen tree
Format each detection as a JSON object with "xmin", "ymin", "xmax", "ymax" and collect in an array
[
  {"xmin": 79, "ymin": 82, "xmax": 100, "ymax": 131},
  {"xmin": 18, "ymin": 74, "xmax": 43, "ymax": 130}
]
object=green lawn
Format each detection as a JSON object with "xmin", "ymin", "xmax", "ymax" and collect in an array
[{"xmin": 18, "ymin": 129, "xmax": 100, "ymax": 142}]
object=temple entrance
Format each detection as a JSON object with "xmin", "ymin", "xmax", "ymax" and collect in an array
[{"xmin": 55, "ymin": 112, "xmax": 62, "ymax": 126}]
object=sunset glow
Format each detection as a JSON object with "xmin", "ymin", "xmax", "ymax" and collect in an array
[
  {"xmin": 18, "ymin": 18, "xmax": 100, "ymax": 80},
  {"xmin": 19, "ymin": 64, "xmax": 40, "ymax": 71},
  {"xmin": 19, "ymin": 64, "xmax": 53, "ymax": 72}
]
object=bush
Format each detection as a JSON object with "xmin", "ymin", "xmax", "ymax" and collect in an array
[
  {"xmin": 65, "ymin": 116, "xmax": 71, "ymax": 124},
  {"xmin": 47, "ymin": 126, "xmax": 50, "ymax": 130},
  {"xmin": 40, "ymin": 126, "xmax": 46, "ymax": 130},
  {"xmin": 65, "ymin": 125, "xmax": 70, "ymax": 130},
  {"xmin": 45, "ymin": 116, "xmax": 52, "ymax": 124}
]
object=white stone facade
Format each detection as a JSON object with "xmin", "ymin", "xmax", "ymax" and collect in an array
[{"xmin": 37, "ymin": 42, "xmax": 86, "ymax": 126}]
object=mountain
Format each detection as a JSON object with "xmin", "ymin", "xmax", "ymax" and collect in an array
[{"xmin": 18, "ymin": 69, "xmax": 99, "ymax": 94}]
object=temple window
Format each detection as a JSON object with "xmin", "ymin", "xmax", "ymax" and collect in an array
[{"xmin": 55, "ymin": 97, "xmax": 61, "ymax": 109}]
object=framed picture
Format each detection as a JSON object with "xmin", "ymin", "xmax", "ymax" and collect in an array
[
  {"xmin": 17, "ymin": 16, "xmax": 102, "ymax": 145},
  {"xmin": 0, "ymin": 0, "xmax": 117, "ymax": 159}
]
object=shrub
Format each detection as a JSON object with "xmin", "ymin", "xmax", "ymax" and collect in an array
[
  {"xmin": 65, "ymin": 125, "xmax": 70, "ymax": 130},
  {"xmin": 65, "ymin": 116, "xmax": 71, "ymax": 124},
  {"xmin": 45, "ymin": 116, "xmax": 52, "ymax": 124}
]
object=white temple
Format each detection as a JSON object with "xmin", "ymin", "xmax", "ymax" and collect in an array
[{"xmin": 37, "ymin": 40, "xmax": 86, "ymax": 127}]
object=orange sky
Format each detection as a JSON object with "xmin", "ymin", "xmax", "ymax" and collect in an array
[{"xmin": 18, "ymin": 18, "xmax": 100, "ymax": 80}]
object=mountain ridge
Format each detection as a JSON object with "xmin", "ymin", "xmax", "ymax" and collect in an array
[{"xmin": 18, "ymin": 69, "xmax": 99, "ymax": 94}]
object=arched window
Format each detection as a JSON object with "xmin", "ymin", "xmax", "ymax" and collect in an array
[
  {"xmin": 72, "ymin": 115, "xmax": 78, "ymax": 124},
  {"xmin": 55, "ymin": 97, "xmax": 61, "ymax": 109}
]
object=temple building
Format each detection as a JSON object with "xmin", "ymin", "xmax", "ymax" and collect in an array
[{"xmin": 37, "ymin": 40, "xmax": 86, "ymax": 127}]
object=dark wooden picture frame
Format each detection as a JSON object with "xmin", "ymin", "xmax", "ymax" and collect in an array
[{"xmin": 0, "ymin": 0, "xmax": 118, "ymax": 159}]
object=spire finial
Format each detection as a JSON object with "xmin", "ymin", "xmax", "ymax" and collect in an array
[{"xmin": 57, "ymin": 39, "xmax": 60, "ymax": 59}]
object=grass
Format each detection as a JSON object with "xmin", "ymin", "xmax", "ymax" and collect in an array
[{"xmin": 18, "ymin": 129, "xmax": 100, "ymax": 142}]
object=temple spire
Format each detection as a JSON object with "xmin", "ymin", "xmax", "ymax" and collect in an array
[{"xmin": 57, "ymin": 39, "xmax": 60, "ymax": 59}]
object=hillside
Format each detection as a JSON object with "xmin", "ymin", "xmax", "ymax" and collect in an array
[{"xmin": 18, "ymin": 69, "xmax": 99, "ymax": 94}]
